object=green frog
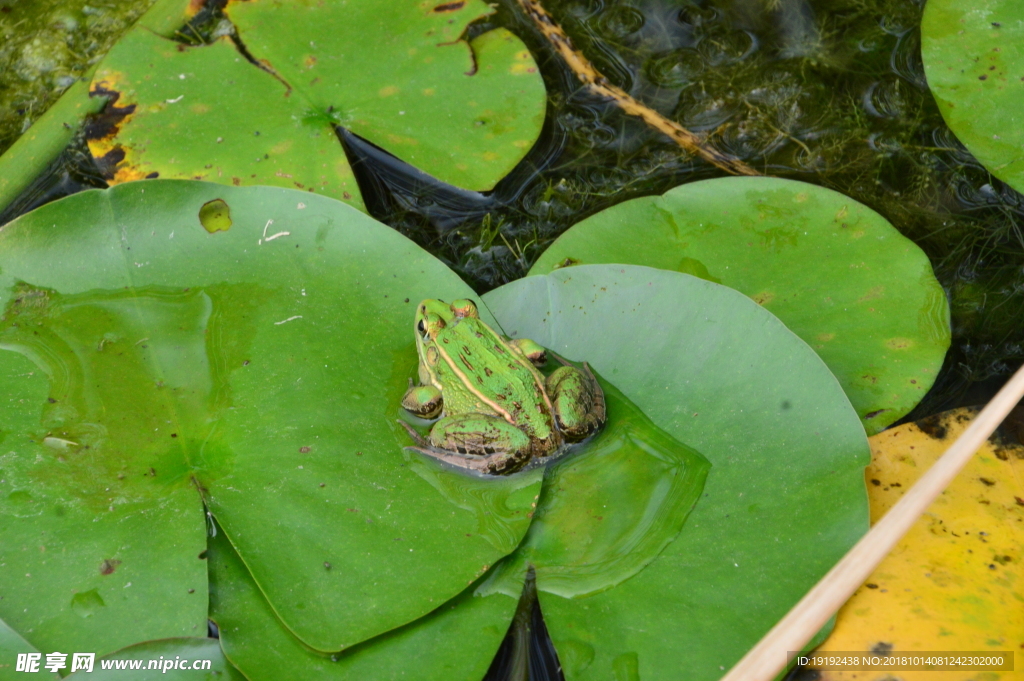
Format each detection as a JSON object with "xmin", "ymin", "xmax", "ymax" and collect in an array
[{"xmin": 400, "ymin": 298, "xmax": 605, "ymax": 474}]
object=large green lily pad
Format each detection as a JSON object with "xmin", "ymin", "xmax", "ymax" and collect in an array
[
  {"xmin": 0, "ymin": 181, "xmax": 542, "ymax": 655},
  {"xmin": 922, "ymin": 0, "xmax": 1024, "ymax": 195},
  {"xmin": 87, "ymin": 0, "xmax": 545, "ymax": 200},
  {"xmin": 530, "ymin": 177, "xmax": 949, "ymax": 434},
  {"xmin": 483, "ymin": 265, "xmax": 870, "ymax": 680}
]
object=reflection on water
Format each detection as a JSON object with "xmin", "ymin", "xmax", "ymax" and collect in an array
[
  {"xmin": 0, "ymin": 281, "xmax": 251, "ymax": 509},
  {"xmin": 480, "ymin": 377, "xmax": 710, "ymax": 600}
]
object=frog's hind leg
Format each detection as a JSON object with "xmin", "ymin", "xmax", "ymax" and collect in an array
[
  {"xmin": 410, "ymin": 414, "xmax": 533, "ymax": 475},
  {"xmin": 546, "ymin": 360, "xmax": 606, "ymax": 441},
  {"xmin": 399, "ymin": 421, "xmax": 492, "ymax": 473}
]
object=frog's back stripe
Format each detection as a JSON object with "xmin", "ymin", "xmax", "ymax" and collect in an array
[{"xmin": 432, "ymin": 341, "xmax": 517, "ymax": 425}]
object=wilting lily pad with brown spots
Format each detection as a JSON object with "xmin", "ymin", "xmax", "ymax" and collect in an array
[
  {"xmin": 530, "ymin": 177, "xmax": 950, "ymax": 434},
  {"xmin": 86, "ymin": 0, "xmax": 546, "ymax": 202},
  {"xmin": 812, "ymin": 408, "xmax": 1024, "ymax": 681}
]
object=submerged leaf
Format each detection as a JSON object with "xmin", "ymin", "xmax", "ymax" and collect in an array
[
  {"xmin": 530, "ymin": 177, "xmax": 949, "ymax": 434},
  {"xmin": 813, "ymin": 408, "xmax": 1024, "ymax": 680}
]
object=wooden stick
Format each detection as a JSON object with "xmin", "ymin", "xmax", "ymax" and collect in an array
[
  {"xmin": 720, "ymin": 361, "xmax": 1024, "ymax": 681},
  {"xmin": 515, "ymin": 0, "xmax": 759, "ymax": 177}
]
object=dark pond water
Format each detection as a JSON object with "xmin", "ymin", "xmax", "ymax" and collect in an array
[{"xmin": 2, "ymin": 0, "xmax": 1023, "ymax": 678}]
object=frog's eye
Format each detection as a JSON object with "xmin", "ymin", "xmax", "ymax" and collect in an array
[
  {"xmin": 450, "ymin": 299, "xmax": 479, "ymax": 318},
  {"xmin": 417, "ymin": 319, "xmax": 427, "ymax": 336},
  {"xmin": 422, "ymin": 314, "xmax": 446, "ymax": 339}
]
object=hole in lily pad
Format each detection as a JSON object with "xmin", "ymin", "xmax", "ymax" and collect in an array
[
  {"xmin": 70, "ymin": 589, "xmax": 105, "ymax": 618},
  {"xmin": 199, "ymin": 199, "xmax": 231, "ymax": 233}
]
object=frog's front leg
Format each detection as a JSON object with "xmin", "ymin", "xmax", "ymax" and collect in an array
[
  {"xmin": 401, "ymin": 381, "xmax": 443, "ymax": 419},
  {"xmin": 546, "ymin": 362, "xmax": 606, "ymax": 441}
]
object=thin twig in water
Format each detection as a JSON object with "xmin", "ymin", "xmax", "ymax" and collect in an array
[{"xmin": 515, "ymin": 0, "xmax": 759, "ymax": 176}]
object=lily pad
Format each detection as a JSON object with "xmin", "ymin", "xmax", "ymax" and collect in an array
[
  {"xmin": 481, "ymin": 378, "xmax": 711, "ymax": 599},
  {"xmin": 208, "ymin": 521, "xmax": 522, "ymax": 681},
  {"xmin": 0, "ymin": 180, "xmax": 542, "ymax": 655},
  {"xmin": 922, "ymin": 0, "xmax": 1024, "ymax": 195},
  {"xmin": 87, "ymin": 0, "xmax": 546, "ymax": 199},
  {"xmin": 814, "ymin": 408, "xmax": 1024, "ymax": 680},
  {"xmin": 483, "ymin": 265, "xmax": 870, "ymax": 680},
  {"xmin": 0, "ymin": 349, "xmax": 209, "ymax": 657},
  {"xmin": 88, "ymin": 31, "xmax": 365, "ymax": 209},
  {"xmin": 1, "ymin": 617, "xmax": 58, "ymax": 679},
  {"xmin": 530, "ymin": 177, "xmax": 949, "ymax": 434}
]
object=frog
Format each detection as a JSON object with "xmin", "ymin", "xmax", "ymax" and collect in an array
[{"xmin": 400, "ymin": 298, "xmax": 605, "ymax": 475}]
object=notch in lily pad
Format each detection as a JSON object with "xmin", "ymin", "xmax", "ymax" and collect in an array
[{"xmin": 199, "ymin": 199, "xmax": 232, "ymax": 233}]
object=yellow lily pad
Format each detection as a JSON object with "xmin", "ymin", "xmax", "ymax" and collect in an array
[{"xmin": 812, "ymin": 407, "xmax": 1024, "ymax": 680}]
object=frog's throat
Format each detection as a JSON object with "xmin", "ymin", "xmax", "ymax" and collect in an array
[{"xmin": 432, "ymin": 341, "xmax": 517, "ymax": 425}]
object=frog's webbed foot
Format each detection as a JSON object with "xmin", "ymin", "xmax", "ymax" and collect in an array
[
  {"xmin": 547, "ymin": 357, "xmax": 606, "ymax": 441},
  {"xmin": 399, "ymin": 420, "xmax": 430, "ymax": 448}
]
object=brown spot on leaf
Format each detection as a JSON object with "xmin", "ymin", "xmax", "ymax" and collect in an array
[
  {"xmin": 85, "ymin": 84, "xmax": 136, "ymax": 142},
  {"xmin": 99, "ymin": 559, "xmax": 121, "ymax": 575},
  {"xmin": 299, "ymin": 446, "xmax": 311, "ymax": 453},
  {"xmin": 92, "ymin": 146, "xmax": 127, "ymax": 179},
  {"xmin": 916, "ymin": 414, "xmax": 948, "ymax": 440},
  {"xmin": 432, "ymin": 1, "xmax": 465, "ymax": 12}
]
